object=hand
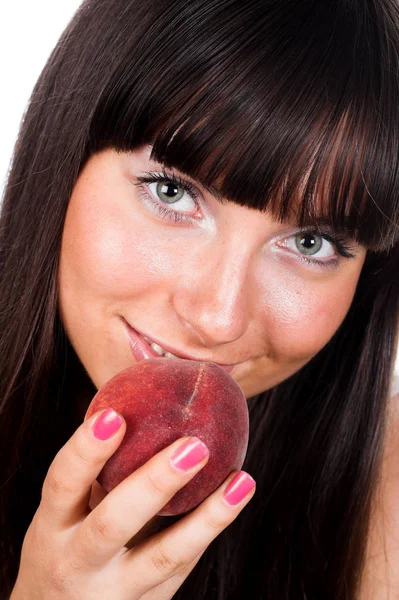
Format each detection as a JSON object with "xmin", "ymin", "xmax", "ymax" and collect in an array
[{"xmin": 10, "ymin": 408, "xmax": 256, "ymax": 600}]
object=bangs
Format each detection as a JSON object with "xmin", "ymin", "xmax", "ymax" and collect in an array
[{"xmin": 89, "ymin": 0, "xmax": 399, "ymax": 252}]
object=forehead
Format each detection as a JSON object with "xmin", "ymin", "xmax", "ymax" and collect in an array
[
  {"xmin": 143, "ymin": 142, "xmax": 357, "ymax": 238},
  {"xmin": 87, "ymin": 0, "xmax": 399, "ymax": 252}
]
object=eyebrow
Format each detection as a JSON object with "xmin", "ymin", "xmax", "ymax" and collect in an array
[
  {"xmin": 145, "ymin": 146, "xmax": 356, "ymax": 234},
  {"xmin": 169, "ymin": 167, "xmax": 225, "ymax": 200},
  {"xmin": 292, "ymin": 214, "xmax": 356, "ymax": 237},
  {"xmin": 146, "ymin": 146, "xmax": 225, "ymax": 201}
]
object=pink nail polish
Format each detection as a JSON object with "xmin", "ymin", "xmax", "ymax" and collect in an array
[
  {"xmin": 223, "ymin": 471, "xmax": 256, "ymax": 506},
  {"xmin": 170, "ymin": 437, "xmax": 209, "ymax": 471},
  {"xmin": 93, "ymin": 408, "xmax": 124, "ymax": 440}
]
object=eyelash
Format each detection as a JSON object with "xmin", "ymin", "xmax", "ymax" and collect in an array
[
  {"xmin": 134, "ymin": 171, "xmax": 357, "ymax": 270},
  {"xmin": 135, "ymin": 170, "xmax": 200, "ymax": 224},
  {"xmin": 294, "ymin": 232, "xmax": 356, "ymax": 270}
]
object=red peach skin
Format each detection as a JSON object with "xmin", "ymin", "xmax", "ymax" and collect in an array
[{"xmin": 86, "ymin": 358, "xmax": 249, "ymax": 515}]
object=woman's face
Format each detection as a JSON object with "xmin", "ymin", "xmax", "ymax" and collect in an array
[{"xmin": 58, "ymin": 146, "xmax": 367, "ymax": 399}]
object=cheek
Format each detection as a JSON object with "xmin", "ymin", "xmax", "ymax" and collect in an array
[
  {"xmin": 60, "ymin": 190, "xmax": 177, "ymax": 302},
  {"xmin": 261, "ymin": 272, "xmax": 359, "ymax": 361}
]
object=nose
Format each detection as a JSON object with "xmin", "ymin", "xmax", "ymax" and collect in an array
[{"xmin": 172, "ymin": 244, "xmax": 252, "ymax": 348}]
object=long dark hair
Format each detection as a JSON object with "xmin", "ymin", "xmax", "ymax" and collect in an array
[{"xmin": 1, "ymin": 0, "xmax": 399, "ymax": 598}]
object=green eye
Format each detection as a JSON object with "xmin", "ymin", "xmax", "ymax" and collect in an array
[
  {"xmin": 295, "ymin": 234, "xmax": 323, "ymax": 256},
  {"xmin": 156, "ymin": 182, "xmax": 184, "ymax": 204}
]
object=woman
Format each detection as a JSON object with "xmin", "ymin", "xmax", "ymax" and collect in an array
[{"xmin": 1, "ymin": 0, "xmax": 398, "ymax": 598}]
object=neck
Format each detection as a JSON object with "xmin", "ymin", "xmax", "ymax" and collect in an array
[{"xmin": 67, "ymin": 353, "xmax": 97, "ymax": 428}]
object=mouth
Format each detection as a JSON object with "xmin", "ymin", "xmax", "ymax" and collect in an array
[{"xmin": 122, "ymin": 318, "xmax": 235, "ymax": 374}]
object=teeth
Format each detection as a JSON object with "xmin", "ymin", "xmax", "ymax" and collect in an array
[
  {"xmin": 147, "ymin": 340, "xmax": 178, "ymax": 359},
  {"xmin": 149, "ymin": 342, "xmax": 164, "ymax": 356}
]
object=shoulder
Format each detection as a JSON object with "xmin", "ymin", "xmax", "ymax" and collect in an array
[
  {"xmin": 360, "ymin": 391, "xmax": 399, "ymax": 599},
  {"xmin": 391, "ymin": 372, "xmax": 399, "ymax": 398}
]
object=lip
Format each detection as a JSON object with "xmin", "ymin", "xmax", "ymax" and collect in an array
[{"xmin": 122, "ymin": 319, "xmax": 235, "ymax": 373}]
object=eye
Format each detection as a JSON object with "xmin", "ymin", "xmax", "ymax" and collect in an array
[
  {"xmin": 286, "ymin": 233, "xmax": 335, "ymax": 258},
  {"xmin": 147, "ymin": 180, "xmax": 197, "ymax": 213},
  {"xmin": 134, "ymin": 171, "xmax": 203, "ymax": 224},
  {"xmin": 277, "ymin": 229, "xmax": 357, "ymax": 271}
]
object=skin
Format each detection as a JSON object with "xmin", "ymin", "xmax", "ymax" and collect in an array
[
  {"xmin": 12, "ymin": 145, "xmax": 370, "ymax": 599},
  {"xmin": 58, "ymin": 145, "xmax": 367, "ymax": 406}
]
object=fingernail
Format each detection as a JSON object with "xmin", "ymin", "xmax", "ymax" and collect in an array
[
  {"xmin": 170, "ymin": 437, "xmax": 209, "ymax": 471},
  {"xmin": 93, "ymin": 408, "xmax": 124, "ymax": 440},
  {"xmin": 223, "ymin": 471, "xmax": 256, "ymax": 506}
]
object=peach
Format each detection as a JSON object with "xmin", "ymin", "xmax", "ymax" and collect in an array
[{"xmin": 86, "ymin": 357, "xmax": 249, "ymax": 515}]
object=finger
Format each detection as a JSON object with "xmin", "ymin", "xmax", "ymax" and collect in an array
[
  {"xmin": 39, "ymin": 408, "xmax": 126, "ymax": 529},
  {"xmin": 70, "ymin": 436, "xmax": 209, "ymax": 567},
  {"xmin": 139, "ymin": 553, "xmax": 205, "ymax": 600},
  {"xmin": 123, "ymin": 470, "xmax": 256, "ymax": 594},
  {"xmin": 89, "ymin": 480, "xmax": 108, "ymax": 512}
]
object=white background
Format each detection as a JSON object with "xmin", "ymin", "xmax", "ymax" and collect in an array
[
  {"xmin": 0, "ymin": 1, "xmax": 82, "ymax": 191},
  {"xmin": 0, "ymin": 2, "xmax": 398, "ymax": 376}
]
